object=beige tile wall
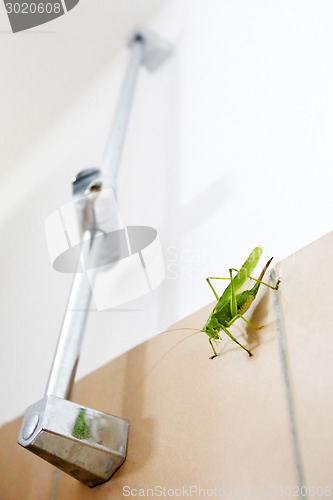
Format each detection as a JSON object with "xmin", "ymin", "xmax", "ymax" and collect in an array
[{"xmin": 2, "ymin": 232, "xmax": 332, "ymax": 499}]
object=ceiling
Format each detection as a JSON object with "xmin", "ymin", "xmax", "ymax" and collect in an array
[{"xmin": 0, "ymin": 0, "xmax": 165, "ymax": 173}]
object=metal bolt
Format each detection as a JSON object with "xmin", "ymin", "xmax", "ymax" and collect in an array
[{"xmin": 22, "ymin": 413, "xmax": 39, "ymax": 440}]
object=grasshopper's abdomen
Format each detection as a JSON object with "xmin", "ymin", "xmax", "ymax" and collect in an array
[
  {"xmin": 236, "ymin": 290, "xmax": 255, "ymax": 316},
  {"xmin": 212, "ymin": 289, "xmax": 255, "ymax": 328}
]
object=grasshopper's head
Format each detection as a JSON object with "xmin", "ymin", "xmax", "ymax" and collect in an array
[{"xmin": 202, "ymin": 316, "xmax": 220, "ymax": 340}]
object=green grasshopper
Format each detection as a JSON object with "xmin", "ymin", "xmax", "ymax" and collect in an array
[{"xmin": 202, "ymin": 247, "xmax": 280, "ymax": 359}]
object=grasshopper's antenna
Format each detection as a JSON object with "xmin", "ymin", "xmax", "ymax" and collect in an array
[
  {"xmin": 153, "ymin": 330, "xmax": 202, "ymax": 367},
  {"xmin": 159, "ymin": 327, "xmax": 203, "ymax": 335}
]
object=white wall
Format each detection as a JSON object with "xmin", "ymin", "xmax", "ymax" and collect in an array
[{"xmin": 1, "ymin": 0, "xmax": 333, "ymax": 425}]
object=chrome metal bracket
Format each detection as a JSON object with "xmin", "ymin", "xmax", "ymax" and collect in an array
[
  {"xmin": 18, "ymin": 397, "xmax": 129, "ymax": 487},
  {"xmin": 129, "ymin": 27, "xmax": 172, "ymax": 72}
]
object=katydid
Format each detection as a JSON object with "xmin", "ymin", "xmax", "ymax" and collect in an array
[{"xmin": 203, "ymin": 247, "xmax": 280, "ymax": 359}]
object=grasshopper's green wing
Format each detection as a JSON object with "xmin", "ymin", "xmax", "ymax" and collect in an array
[{"xmin": 215, "ymin": 247, "xmax": 262, "ymax": 312}]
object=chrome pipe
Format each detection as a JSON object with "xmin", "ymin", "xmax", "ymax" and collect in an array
[
  {"xmin": 102, "ymin": 35, "xmax": 145, "ymax": 185},
  {"xmin": 45, "ymin": 229, "xmax": 103, "ymax": 400}
]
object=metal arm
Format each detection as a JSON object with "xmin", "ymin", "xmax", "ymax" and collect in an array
[
  {"xmin": 102, "ymin": 35, "xmax": 144, "ymax": 185},
  {"xmin": 18, "ymin": 28, "xmax": 172, "ymax": 488}
]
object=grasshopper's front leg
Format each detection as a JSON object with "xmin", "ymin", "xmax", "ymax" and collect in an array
[
  {"xmin": 229, "ymin": 268, "xmax": 237, "ymax": 318},
  {"xmin": 209, "ymin": 338, "xmax": 219, "ymax": 359},
  {"xmin": 206, "ymin": 276, "xmax": 231, "ymax": 301},
  {"xmin": 222, "ymin": 270, "xmax": 253, "ymax": 356}
]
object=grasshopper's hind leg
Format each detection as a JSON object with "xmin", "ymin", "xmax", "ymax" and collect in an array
[{"xmin": 229, "ymin": 268, "xmax": 280, "ymax": 290}]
